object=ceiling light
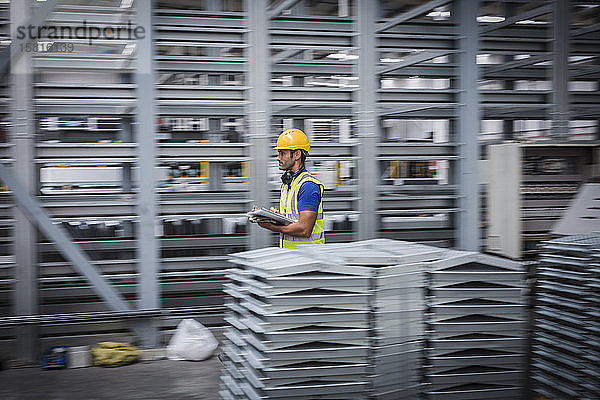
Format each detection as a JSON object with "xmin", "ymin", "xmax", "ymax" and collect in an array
[
  {"xmin": 426, "ymin": 10, "xmax": 450, "ymax": 19},
  {"xmin": 380, "ymin": 58, "xmax": 403, "ymax": 63},
  {"xmin": 477, "ymin": 16, "xmax": 505, "ymax": 23},
  {"xmin": 326, "ymin": 52, "xmax": 358, "ymax": 61},
  {"xmin": 516, "ymin": 20, "xmax": 548, "ymax": 25}
]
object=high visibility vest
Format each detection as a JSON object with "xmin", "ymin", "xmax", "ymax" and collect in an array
[{"xmin": 279, "ymin": 171, "xmax": 325, "ymax": 248}]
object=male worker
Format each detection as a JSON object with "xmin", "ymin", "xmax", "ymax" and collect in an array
[{"xmin": 255, "ymin": 128, "xmax": 325, "ymax": 248}]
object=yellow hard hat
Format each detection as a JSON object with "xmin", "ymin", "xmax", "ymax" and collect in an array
[{"xmin": 275, "ymin": 128, "xmax": 310, "ymax": 152}]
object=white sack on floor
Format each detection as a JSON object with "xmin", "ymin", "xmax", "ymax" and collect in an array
[{"xmin": 166, "ymin": 318, "xmax": 218, "ymax": 361}]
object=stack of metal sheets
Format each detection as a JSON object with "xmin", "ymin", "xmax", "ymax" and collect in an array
[
  {"xmin": 424, "ymin": 250, "xmax": 526, "ymax": 400},
  {"xmin": 360, "ymin": 239, "xmax": 443, "ymax": 399},
  {"xmin": 219, "ymin": 240, "xmax": 441, "ymax": 399},
  {"xmin": 219, "ymin": 245, "xmax": 373, "ymax": 400},
  {"xmin": 533, "ymin": 234, "xmax": 600, "ymax": 400},
  {"xmin": 219, "ymin": 240, "xmax": 526, "ymax": 400}
]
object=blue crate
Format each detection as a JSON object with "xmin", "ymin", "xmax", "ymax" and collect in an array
[{"xmin": 41, "ymin": 346, "xmax": 70, "ymax": 369}]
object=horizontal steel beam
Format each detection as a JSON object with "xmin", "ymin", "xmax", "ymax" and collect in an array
[
  {"xmin": 38, "ymin": 236, "xmax": 247, "ymax": 252},
  {"xmin": 39, "ymin": 256, "xmax": 230, "ymax": 276},
  {"xmin": 378, "ymin": 143, "xmax": 456, "ymax": 157},
  {"xmin": 379, "ymin": 50, "xmax": 458, "ymax": 75},
  {"xmin": 379, "ymin": 103, "xmax": 458, "ymax": 116},
  {"xmin": 36, "ymin": 143, "xmax": 249, "ymax": 160},
  {"xmin": 483, "ymin": 54, "xmax": 551, "ymax": 75},
  {"xmin": 309, "ymin": 143, "xmax": 356, "ymax": 157}
]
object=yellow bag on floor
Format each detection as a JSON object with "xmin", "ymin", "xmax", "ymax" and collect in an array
[{"xmin": 91, "ymin": 342, "xmax": 140, "ymax": 367}]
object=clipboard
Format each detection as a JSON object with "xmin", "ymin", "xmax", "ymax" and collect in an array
[{"xmin": 247, "ymin": 207, "xmax": 294, "ymax": 226}]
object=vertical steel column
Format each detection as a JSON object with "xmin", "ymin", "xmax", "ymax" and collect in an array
[
  {"xmin": 456, "ymin": 0, "xmax": 480, "ymax": 251},
  {"xmin": 355, "ymin": 0, "xmax": 379, "ymax": 240},
  {"xmin": 552, "ymin": 0, "xmax": 570, "ymax": 138},
  {"xmin": 134, "ymin": 0, "xmax": 159, "ymax": 347},
  {"xmin": 247, "ymin": 0, "xmax": 271, "ymax": 249},
  {"xmin": 10, "ymin": 0, "xmax": 38, "ymax": 363},
  {"xmin": 502, "ymin": 2, "xmax": 517, "ymax": 141}
]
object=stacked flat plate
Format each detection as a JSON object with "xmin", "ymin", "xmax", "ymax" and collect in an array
[
  {"xmin": 219, "ymin": 240, "xmax": 526, "ymax": 400},
  {"xmin": 533, "ymin": 234, "xmax": 600, "ymax": 400},
  {"xmin": 424, "ymin": 251, "xmax": 526, "ymax": 400},
  {"xmin": 220, "ymin": 239, "xmax": 443, "ymax": 400},
  {"xmin": 220, "ymin": 245, "xmax": 373, "ymax": 400},
  {"xmin": 308, "ymin": 239, "xmax": 442, "ymax": 399},
  {"xmin": 363, "ymin": 239, "xmax": 442, "ymax": 400}
]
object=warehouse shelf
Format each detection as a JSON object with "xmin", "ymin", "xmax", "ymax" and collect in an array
[
  {"xmin": 38, "ymin": 256, "xmax": 231, "ymax": 277},
  {"xmin": 1, "ymin": 0, "xmax": 598, "ymax": 369},
  {"xmin": 36, "ymin": 143, "xmax": 137, "ymax": 158}
]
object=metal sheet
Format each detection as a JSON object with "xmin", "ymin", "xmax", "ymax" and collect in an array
[
  {"xmin": 427, "ymin": 369, "xmax": 523, "ymax": 388},
  {"xmin": 430, "ymin": 303, "xmax": 526, "ymax": 317},
  {"xmin": 244, "ymin": 341, "xmax": 369, "ymax": 363},
  {"xmin": 426, "ymin": 386, "xmax": 521, "ymax": 400},
  {"xmin": 431, "ymin": 337, "xmax": 526, "ymax": 352},
  {"xmin": 430, "ymin": 287, "xmax": 523, "ymax": 298},
  {"xmin": 429, "ymin": 352, "xmax": 524, "ymax": 368},
  {"xmin": 251, "ymin": 327, "xmax": 370, "ymax": 344}
]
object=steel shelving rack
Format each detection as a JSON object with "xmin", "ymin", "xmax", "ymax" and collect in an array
[{"xmin": 0, "ymin": 0, "xmax": 598, "ymax": 363}]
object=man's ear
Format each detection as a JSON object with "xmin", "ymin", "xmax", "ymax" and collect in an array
[{"xmin": 293, "ymin": 149, "xmax": 301, "ymax": 161}]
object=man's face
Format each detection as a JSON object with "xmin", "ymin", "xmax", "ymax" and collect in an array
[{"xmin": 277, "ymin": 149, "xmax": 296, "ymax": 171}]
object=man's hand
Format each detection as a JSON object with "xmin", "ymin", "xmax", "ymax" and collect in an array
[
  {"xmin": 248, "ymin": 216, "xmax": 271, "ymax": 224},
  {"xmin": 257, "ymin": 220, "xmax": 276, "ymax": 230},
  {"xmin": 269, "ymin": 207, "xmax": 280, "ymax": 214},
  {"xmin": 255, "ymin": 210, "xmax": 316, "ymax": 238}
]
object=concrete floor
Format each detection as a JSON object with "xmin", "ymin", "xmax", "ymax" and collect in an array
[{"xmin": 0, "ymin": 356, "xmax": 221, "ymax": 400}]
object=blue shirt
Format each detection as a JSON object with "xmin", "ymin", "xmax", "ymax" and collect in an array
[
  {"xmin": 297, "ymin": 180, "xmax": 321, "ymax": 212},
  {"xmin": 286, "ymin": 169, "xmax": 321, "ymax": 212}
]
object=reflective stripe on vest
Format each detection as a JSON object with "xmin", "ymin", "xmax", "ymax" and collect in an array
[{"xmin": 279, "ymin": 171, "xmax": 325, "ymax": 248}]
